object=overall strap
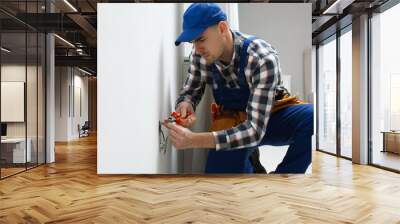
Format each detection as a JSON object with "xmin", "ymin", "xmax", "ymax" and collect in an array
[{"xmin": 238, "ymin": 36, "xmax": 257, "ymax": 86}]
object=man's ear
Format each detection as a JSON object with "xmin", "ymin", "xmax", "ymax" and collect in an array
[{"xmin": 217, "ymin": 21, "xmax": 229, "ymax": 35}]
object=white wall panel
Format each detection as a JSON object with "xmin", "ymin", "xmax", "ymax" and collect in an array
[
  {"xmin": 238, "ymin": 3, "xmax": 312, "ymax": 99},
  {"xmin": 98, "ymin": 3, "xmax": 180, "ymax": 174},
  {"xmin": 1, "ymin": 82, "xmax": 24, "ymax": 122}
]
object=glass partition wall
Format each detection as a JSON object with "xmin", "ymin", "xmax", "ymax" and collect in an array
[
  {"xmin": 316, "ymin": 26, "xmax": 353, "ymax": 159},
  {"xmin": 0, "ymin": 1, "xmax": 46, "ymax": 179}
]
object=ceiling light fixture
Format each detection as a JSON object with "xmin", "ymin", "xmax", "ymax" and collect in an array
[
  {"xmin": 322, "ymin": 0, "xmax": 355, "ymax": 15},
  {"xmin": 78, "ymin": 67, "xmax": 93, "ymax": 76},
  {"xmin": 1, "ymin": 47, "xmax": 11, "ymax": 53},
  {"xmin": 323, "ymin": 0, "xmax": 344, "ymax": 14},
  {"xmin": 54, "ymin": 34, "xmax": 75, "ymax": 48},
  {"xmin": 63, "ymin": 0, "xmax": 78, "ymax": 12}
]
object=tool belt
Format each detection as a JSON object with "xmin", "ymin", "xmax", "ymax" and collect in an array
[
  {"xmin": 271, "ymin": 95, "xmax": 305, "ymax": 113},
  {"xmin": 209, "ymin": 106, "xmax": 247, "ymax": 132},
  {"xmin": 209, "ymin": 87, "xmax": 307, "ymax": 132},
  {"xmin": 271, "ymin": 86, "xmax": 306, "ymax": 113}
]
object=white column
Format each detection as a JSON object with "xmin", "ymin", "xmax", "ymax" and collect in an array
[
  {"xmin": 352, "ymin": 14, "xmax": 369, "ymax": 164},
  {"xmin": 46, "ymin": 32, "xmax": 55, "ymax": 163}
]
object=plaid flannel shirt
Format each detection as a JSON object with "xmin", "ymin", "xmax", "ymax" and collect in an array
[{"xmin": 176, "ymin": 31, "xmax": 283, "ymax": 151}]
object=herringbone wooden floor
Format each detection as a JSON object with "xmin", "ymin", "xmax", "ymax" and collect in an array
[{"xmin": 1, "ymin": 134, "xmax": 400, "ymax": 224}]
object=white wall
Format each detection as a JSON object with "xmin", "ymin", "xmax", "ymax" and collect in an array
[
  {"xmin": 55, "ymin": 67, "xmax": 89, "ymax": 141},
  {"xmin": 72, "ymin": 73, "xmax": 89, "ymax": 138},
  {"xmin": 55, "ymin": 67, "xmax": 68, "ymax": 141},
  {"xmin": 238, "ymin": 3, "xmax": 312, "ymax": 100},
  {"xmin": 97, "ymin": 3, "xmax": 181, "ymax": 174}
]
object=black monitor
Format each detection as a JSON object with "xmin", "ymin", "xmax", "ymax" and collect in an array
[{"xmin": 1, "ymin": 123, "xmax": 7, "ymax": 137}]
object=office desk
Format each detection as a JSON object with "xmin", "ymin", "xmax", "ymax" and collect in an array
[{"xmin": 1, "ymin": 138, "xmax": 32, "ymax": 164}]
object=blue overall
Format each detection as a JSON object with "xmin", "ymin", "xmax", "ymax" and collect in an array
[{"xmin": 205, "ymin": 37, "xmax": 313, "ymax": 174}]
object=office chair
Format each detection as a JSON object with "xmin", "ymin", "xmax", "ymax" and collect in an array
[{"xmin": 79, "ymin": 121, "xmax": 90, "ymax": 138}]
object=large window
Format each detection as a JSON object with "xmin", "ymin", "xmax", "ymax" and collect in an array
[
  {"xmin": 339, "ymin": 28, "xmax": 352, "ymax": 158},
  {"xmin": 370, "ymin": 3, "xmax": 400, "ymax": 171},
  {"xmin": 317, "ymin": 36, "xmax": 337, "ymax": 154},
  {"xmin": 317, "ymin": 25, "xmax": 353, "ymax": 159}
]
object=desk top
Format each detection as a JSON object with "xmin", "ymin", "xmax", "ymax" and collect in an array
[
  {"xmin": 381, "ymin": 131, "xmax": 400, "ymax": 134},
  {"xmin": 1, "ymin": 138, "xmax": 29, "ymax": 143}
]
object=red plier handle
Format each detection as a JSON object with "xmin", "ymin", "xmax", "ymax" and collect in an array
[
  {"xmin": 169, "ymin": 111, "xmax": 192, "ymax": 126},
  {"xmin": 211, "ymin": 103, "xmax": 220, "ymax": 121}
]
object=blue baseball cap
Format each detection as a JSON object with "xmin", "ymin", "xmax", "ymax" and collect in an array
[{"xmin": 175, "ymin": 3, "xmax": 227, "ymax": 46}]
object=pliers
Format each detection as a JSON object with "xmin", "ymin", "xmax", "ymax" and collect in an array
[{"xmin": 166, "ymin": 111, "xmax": 192, "ymax": 126}]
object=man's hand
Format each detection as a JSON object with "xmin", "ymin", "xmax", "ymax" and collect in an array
[
  {"xmin": 163, "ymin": 121, "xmax": 195, "ymax": 149},
  {"xmin": 175, "ymin": 101, "xmax": 196, "ymax": 127},
  {"xmin": 162, "ymin": 121, "xmax": 216, "ymax": 150}
]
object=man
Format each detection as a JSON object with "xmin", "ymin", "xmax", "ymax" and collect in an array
[{"xmin": 163, "ymin": 3, "xmax": 313, "ymax": 174}]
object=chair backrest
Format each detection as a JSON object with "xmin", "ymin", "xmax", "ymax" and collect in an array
[{"xmin": 82, "ymin": 121, "xmax": 90, "ymax": 129}]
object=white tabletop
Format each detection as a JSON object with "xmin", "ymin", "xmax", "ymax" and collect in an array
[{"xmin": 1, "ymin": 138, "xmax": 28, "ymax": 144}]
